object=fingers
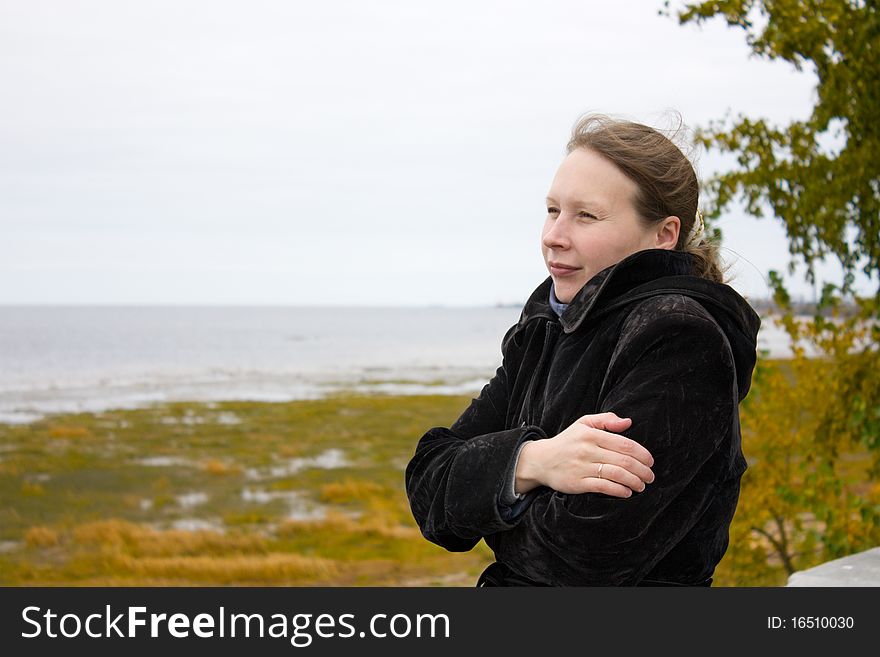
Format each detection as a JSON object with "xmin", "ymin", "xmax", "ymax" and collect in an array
[
  {"xmin": 595, "ymin": 445, "xmax": 655, "ymax": 484},
  {"xmin": 549, "ymin": 413, "xmax": 656, "ymax": 497},
  {"xmin": 554, "ymin": 451, "xmax": 653, "ymax": 496},
  {"xmin": 567, "ymin": 476, "xmax": 634, "ymax": 498},
  {"xmin": 574, "ymin": 413, "xmax": 652, "ymax": 467},
  {"xmin": 594, "ymin": 460, "xmax": 651, "ymax": 492},
  {"xmin": 577, "ymin": 412, "xmax": 632, "ymax": 430},
  {"xmin": 592, "ymin": 430, "xmax": 654, "ymax": 469}
]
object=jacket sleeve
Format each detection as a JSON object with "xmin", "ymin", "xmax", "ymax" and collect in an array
[
  {"xmin": 493, "ymin": 310, "xmax": 738, "ymax": 585},
  {"xmin": 405, "ymin": 323, "xmax": 546, "ymax": 552}
]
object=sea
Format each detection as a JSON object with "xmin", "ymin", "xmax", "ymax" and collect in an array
[{"xmin": 0, "ymin": 305, "xmax": 796, "ymax": 424}]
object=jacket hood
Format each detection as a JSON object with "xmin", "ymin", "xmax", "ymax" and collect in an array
[{"xmin": 518, "ymin": 249, "xmax": 762, "ymax": 400}]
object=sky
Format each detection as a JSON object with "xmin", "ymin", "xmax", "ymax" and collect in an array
[{"xmin": 1, "ymin": 0, "xmax": 873, "ymax": 306}]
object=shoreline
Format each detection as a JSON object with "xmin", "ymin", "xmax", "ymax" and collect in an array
[
  {"xmin": 0, "ymin": 374, "xmax": 492, "ymax": 426},
  {"xmin": 0, "ymin": 342, "xmax": 810, "ymax": 427}
]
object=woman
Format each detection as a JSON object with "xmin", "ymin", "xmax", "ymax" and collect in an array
[{"xmin": 404, "ymin": 114, "xmax": 761, "ymax": 586}]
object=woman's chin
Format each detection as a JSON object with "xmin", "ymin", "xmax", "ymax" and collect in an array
[{"xmin": 551, "ymin": 276, "xmax": 585, "ymax": 304}]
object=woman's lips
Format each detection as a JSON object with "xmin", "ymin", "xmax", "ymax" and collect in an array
[{"xmin": 549, "ymin": 264, "xmax": 581, "ymax": 277}]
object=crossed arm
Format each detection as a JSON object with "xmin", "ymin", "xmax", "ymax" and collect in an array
[{"xmin": 404, "ymin": 311, "xmax": 736, "ymax": 581}]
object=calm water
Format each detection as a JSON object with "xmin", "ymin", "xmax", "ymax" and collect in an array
[{"xmin": 0, "ymin": 305, "xmax": 792, "ymax": 423}]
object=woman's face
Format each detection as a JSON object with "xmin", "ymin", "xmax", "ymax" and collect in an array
[{"xmin": 542, "ymin": 148, "xmax": 672, "ymax": 303}]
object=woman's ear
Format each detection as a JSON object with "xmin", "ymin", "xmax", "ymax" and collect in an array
[{"xmin": 655, "ymin": 216, "xmax": 680, "ymax": 250}]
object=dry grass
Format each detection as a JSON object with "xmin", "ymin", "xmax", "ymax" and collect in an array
[
  {"xmin": 0, "ymin": 395, "xmax": 505, "ymax": 586},
  {"xmin": 20, "ymin": 482, "xmax": 45, "ymax": 496},
  {"xmin": 319, "ymin": 478, "xmax": 386, "ymax": 503},
  {"xmin": 47, "ymin": 425, "xmax": 91, "ymax": 439},
  {"xmin": 71, "ymin": 519, "xmax": 266, "ymax": 557},
  {"xmin": 202, "ymin": 459, "xmax": 241, "ymax": 475},
  {"xmin": 113, "ymin": 553, "xmax": 338, "ymax": 584},
  {"xmin": 276, "ymin": 510, "xmax": 420, "ymax": 541},
  {"xmin": 24, "ymin": 526, "xmax": 59, "ymax": 548}
]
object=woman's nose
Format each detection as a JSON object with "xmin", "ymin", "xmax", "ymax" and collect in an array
[{"xmin": 542, "ymin": 216, "xmax": 570, "ymax": 249}]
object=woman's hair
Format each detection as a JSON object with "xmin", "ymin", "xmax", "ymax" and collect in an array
[{"xmin": 565, "ymin": 113, "xmax": 729, "ymax": 283}]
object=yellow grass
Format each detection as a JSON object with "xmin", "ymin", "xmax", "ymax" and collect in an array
[
  {"xmin": 20, "ymin": 482, "xmax": 46, "ymax": 496},
  {"xmin": 202, "ymin": 459, "xmax": 241, "ymax": 475},
  {"xmin": 113, "ymin": 553, "xmax": 338, "ymax": 584},
  {"xmin": 25, "ymin": 526, "xmax": 59, "ymax": 548},
  {"xmin": 71, "ymin": 519, "xmax": 267, "ymax": 557},
  {"xmin": 47, "ymin": 425, "xmax": 91, "ymax": 439},
  {"xmin": 319, "ymin": 478, "xmax": 386, "ymax": 503}
]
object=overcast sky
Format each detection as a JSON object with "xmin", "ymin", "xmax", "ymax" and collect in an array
[{"xmin": 1, "ymin": 0, "xmax": 872, "ymax": 306}]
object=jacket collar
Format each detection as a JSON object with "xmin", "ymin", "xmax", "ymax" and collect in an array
[
  {"xmin": 518, "ymin": 248, "xmax": 762, "ymax": 401},
  {"xmin": 519, "ymin": 249, "xmax": 698, "ymax": 334}
]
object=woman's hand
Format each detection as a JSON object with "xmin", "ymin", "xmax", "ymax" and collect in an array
[{"xmin": 515, "ymin": 412, "xmax": 655, "ymax": 498}]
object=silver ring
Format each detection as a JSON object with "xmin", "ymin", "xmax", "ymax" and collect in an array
[{"xmin": 597, "ymin": 463, "xmax": 604, "ymax": 479}]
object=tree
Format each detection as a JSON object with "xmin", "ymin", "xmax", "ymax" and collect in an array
[
  {"xmin": 668, "ymin": 0, "xmax": 879, "ymax": 296},
  {"xmin": 665, "ymin": 0, "xmax": 880, "ymax": 584}
]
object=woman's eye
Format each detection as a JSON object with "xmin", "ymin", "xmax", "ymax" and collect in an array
[
  {"xmin": 546, "ymin": 207, "xmax": 559, "ymax": 215},
  {"xmin": 578, "ymin": 211, "xmax": 597, "ymax": 220}
]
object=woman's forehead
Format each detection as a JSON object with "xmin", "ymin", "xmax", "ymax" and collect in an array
[{"xmin": 547, "ymin": 149, "xmax": 638, "ymax": 210}]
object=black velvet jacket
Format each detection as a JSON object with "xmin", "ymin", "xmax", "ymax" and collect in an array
[{"xmin": 405, "ymin": 249, "xmax": 761, "ymax": 586}]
